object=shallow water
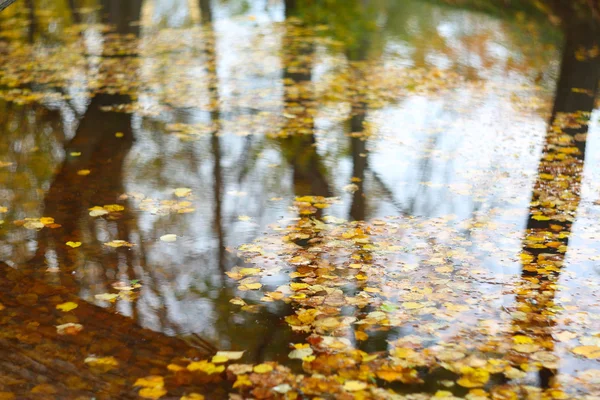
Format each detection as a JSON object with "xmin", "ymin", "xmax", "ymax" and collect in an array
[{"xmin": 0, "ymin": 0, "xmax": 600, "ymax": 398}]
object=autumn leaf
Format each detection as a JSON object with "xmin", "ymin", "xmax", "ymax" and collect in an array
[
  {"xmin": 456, "ymin": 366, "xmax": 489, "ymax": 388},
  {"xmin": 180, "ymin": 394, "xmax": 205, "ymax": 400},
  {"xmin": 84, "ymin": 356, "xmax": 119, "ymax": 371},
  {"xmin": 56, "ymin": 302, "xmax": 78, "ymax": 312},
  {"xmin": 215, "ymin": 351, "xmax": 245, "ymax": 361},
  {"xmin": 174, "ymin": 188, "xmax": 192, "ymax": 197},
  {"xmin": 253, "ymin": 364, "xmax": 273, "ymax": 373},
  {"xmin": 56, "ymin": 323, "xmax": 83, "ymax": 335},
  {"xmin": 343, "ymin": 380, "xmax": 367, "ymax": 392},
  {"xmin": 66, "ymin": 241, "xmax": 81, "ymax": 248},
  {"xmin": 104, "ymin": 240, "xmax": 135, "ymax": 248},
  {"xmin": 160, "ymin": 234, "xmax": 177, "ymax": 242},
  {"xmin": 573, "ymin": 346, "xmax": 600, "ymax": 359}
]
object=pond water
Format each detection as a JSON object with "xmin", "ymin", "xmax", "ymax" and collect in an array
[{"xmin": 0, "ymin": 0, "xmax": 600, "ymax": 398}]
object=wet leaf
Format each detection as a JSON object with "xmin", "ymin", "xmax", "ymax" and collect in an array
[
  {"xmin": 103, "ymin": 240, "xmax": 135, "ymax": 248},
  {"xmin": 572, "ymin": 345, "xmax": 600, "ymax": 359},
  {"xmin": 160, "ymin": 234, "xmax": 177, "ymax": 242},
  {"xmin": 174, "ymin": 188, "xmax": 192, "ymax": 198},
  {"xmin": 56, "ymin": 302, "xmax": 78, "ymax": 312},
  {"xmin": 343, "ymin": 380, "xmax": 367, "ymax": 391},
  {"xmin": 56, "ymin": 323, "xmax": 83, "ymax": 335},
  {"xmin": 65, "ymin": 241, "xmax": 81, "ymax": 248},
  {"xmin": 215, "ymin": 351, "xmax": 245, "ymax": 361},
  {"xmin": 253, "ymin": 364, "xmax": 273, "ymax": 373}
]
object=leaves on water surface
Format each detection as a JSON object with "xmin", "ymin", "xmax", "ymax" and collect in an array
[
  {"xmin": 56, "ymin": 323, "xmax": 83, "ymax": 335},
  {"xmin": 174, "ymin": 188, "xmax": 192, "ymax": 198},
  {"xmin": 56, "ymin": 302, "xmax": 78, "ymax": 312},
  {"xmin": 253, "ymin": 364, "xmax": 273, "ymax": 374},
  {"xmin": 65, "ymin": 241, "xmax": 81, "ymax": 248},
  {"xmin": 94, "ymin": 293, "xmax": 119, "ymax": 302},
  {"xmin": 134, "ymin": 376, "xmax": 167, "ymax": 399},
  {"xmin": 214, "ymin": 351, "xmax": 245, "ymax": 361},
  {"xmin": 89, "ymin": 204, "xmax": 124, "ymax": 217},
  {"xmin": 103, "ymin": 240, "xmax": 135, "ymax": 248},
  {"xmin": 572, "ymin": 346, "xmax": 600, "ymax": 359},
  {"xmin": 160, "ymin": 234, "xmax": 177, "ymax": 242},
  {"xmin": 84, "ymin": 356, "xmax": 119, "ymax": 371}
]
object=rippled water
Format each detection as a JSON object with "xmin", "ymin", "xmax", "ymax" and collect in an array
[{"xmin": 0, "ymin": 0, "xmax": 599, "ymax": 398}]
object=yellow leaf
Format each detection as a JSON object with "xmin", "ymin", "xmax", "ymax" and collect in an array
[
  {"xmin": 233, "ymin": 374, "xmax": 252, "ymax": 388},
  {"xmin": 70, "ymin": 152, "xmax": 81, "ymax": 157},
  {"xmin": 253, "ymin": 364, "xmax": 273, "ymax": 374},
  {"xmin": 180, "ymin": 394, "xmax": 205, "ymax": 400},
  {"xmin": 239, "ymin": 268, "xmax": 261, "ymax": 276},
  {"xmin": 239, "ymin": 282, "xmax": 262, "ymax": 290},
  {"xmin": 66, "ymin": 241, "xmax": 81, "ymax": 248},
  {"xmin": 134, "ymin": 376, "xmax": 164, "ymax": 388},
  {"xmin": 343, "ymin": 380, "xmax": 367, "ymax": 392},
  {"xmin": 104, "ymin": 240, "xmax": 135, "ymax": 248},
  {"xmin": 457, "ymin": 367, "xmax": 489, "ymax": 388},
  {"xmin": 56, "ymin": 302, "xmax": 78, "ymax": 312},
  {"xmin": 103, "ymin": 204, "xmax": 124, "ymax": 212},
  {"xmin": 89, "ymin": 207, "xmax": 109, "ymax": 217},
  {"xmin": 84, "ymin": 356, "xmax": 119, "ymax": 370},
  {"xmin": 402, "ymin": 302, "xmax": 424, "ymax": 310},
  {"xmin": 532, "ymin": 215, "xmax": 550, "ymax": 221},
  {"xmin": 573, "ymin": 346, "xmax": 600, "ymax": 359},
  {"xmin": 95, "ymin": 293, "xmax": 119, "ymax": 302},
  {"xmin": 115, "ymin": 132, "xmax": 124, "ymax": 138},
  {"xmin": 187, "ymin": 361, "xmax": 224, "ymax": 374},
  {"xmin": 0, "ymin": 207, "xmax": 7, "ymax": 213},
  {"xmin": 229, "ymin": 297, "xmax": 247, "ymax": 306},
  {"xmin": 211, "ymin": 355, "xmax": 229, "ymax": 364},
  {"xmin": 290, "ymin": 282, "xmax": 309, "ymax": 291},
  {"xmin": 160, "ymin": 234, "xmax": 177, "ymax": 242},
  {"xmin": 77, "ymin": 169, "xmax": 91, "ymax": 176},
  {"xmin": 139, "ymin": 387, "xmax": 167, "ymax": 399},
  {"xmin": 167, "ymin": 364, "xmax": 185, "ymax": 372},
  {"xmin": 40, "ymin": 217, "xmax": 54, "ymax": 225},
  {"xmin": 215, "ymin": 351, "xmax": 245, "ymax": 361},
  {"xmin": 174, "ymin": 188, "xmax": 192, "ymax": 197}
]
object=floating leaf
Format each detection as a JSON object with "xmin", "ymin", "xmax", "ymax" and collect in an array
[
  {"xmin": 253, "ymin": 364, "xmax": 273, "ymax": 374},
  {"xmin": 84, "ymin": 356, "xmax": 118, "ymax": 370},
  {"xmin": 66, "ymin": 241, "xmax": 81, "ymax": 248},
  {"xmin": 104, "ymin": 240, "xmax": 135, "ymax": 248},
  {"xmin": 56, "ymin": 302, "xmax": 78, "ymax": 312},
  {"xmin": 95, "ymin": 293, "xmax": 119, "ymax": 302},
  {"xmin": 160, "ymin": 234, "xmax": 177, "ymax": 242},
  {"xmin": 215, "ymin": 351, "xmax": 245, "ymax": 361},
  {"xmin": 174, "ymin": 188, "xmax": 192, "ymax": 197},
  {"xmin": 56, "ymin": 323, "xmax": 83, "ymax": 335},
  {"xmin": 573, "ymin": 345, "xmax": 600, "ymax": 359},
  {"xmin": 343, "ymin": 380, "xmax": 367, "ymax": 392}
]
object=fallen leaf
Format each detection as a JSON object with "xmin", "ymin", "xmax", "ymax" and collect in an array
[
  {"xmin": 573, "ymin": 345, "xmax": 600, "ymax": 359},
  {"xmin": 56, "ymin": 302, "xmax": 78, "ymax": 312},
  {"xmin": 174, "ymin": 188, "xmax": 192, "ymax": 197},
  {"xmin": 160, "ymin": 234, "xmax": 177, "ymax": 242},
  {"xmin": 343, "ymin": 380, "xmax": 367, "ymax": 391},
  {"xmin": 253, "ymin": 364, "xmax": 273, "ymax": 373},
  {"xmin": 104, "ymin": 240, "xmax": 135, "ymax": 248},
  {"xmin": 56, "ymin": 323, "xmax": 83, "ymax": 335},
  {"xmin": 66, "ymin": 241, "xmax": 81, "ymax": 248}
]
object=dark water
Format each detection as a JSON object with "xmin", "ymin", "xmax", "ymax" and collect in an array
[{"xmin": 0, "ymin": 0, "xmax": 600, "ymax": 398}]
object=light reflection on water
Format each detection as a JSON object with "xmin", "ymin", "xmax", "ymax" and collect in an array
[{"xmin": 1, "ymin": 0, "xmax": 600, "ymax": 395}]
